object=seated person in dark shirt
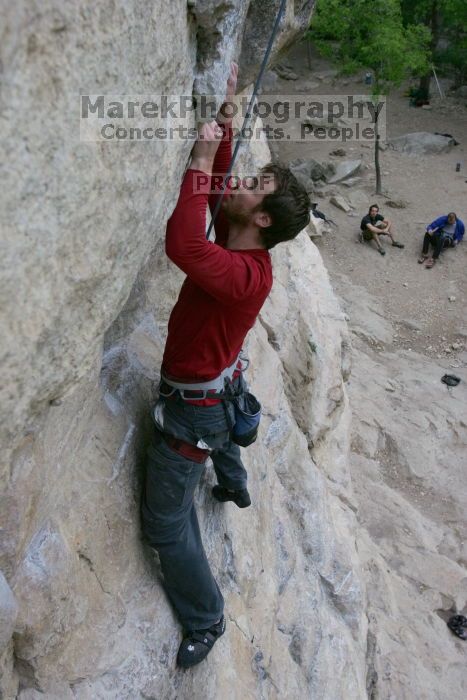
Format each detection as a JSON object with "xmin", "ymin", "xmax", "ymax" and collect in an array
[
  {"xmin": 418, "ymin": 212, "xmax": 465, "ymax": 268},
  {"xmin": 360, "ymin": 204, "xmax": 404, "ymax": 256}
]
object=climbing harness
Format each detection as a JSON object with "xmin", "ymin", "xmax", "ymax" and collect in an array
[
  {"xmin": 157, "ymin": 351, "xmax": 261, "ymax": 448},
  {"xmin": 159, "ymin": 351, "xmax": 249, "ymax": 399},
  {"xmin": 206, "ymin": 0, "xmax": 288, "ymax": 240}
]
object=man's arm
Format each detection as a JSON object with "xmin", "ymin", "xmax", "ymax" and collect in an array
[
  {"xmin": 165, "ymin": 122, "xmax": 267, "ymax": 305},
  {"xmin": 208, "ymin": 62, "xmax": 238, "ymax": 248},
  {"xmin": 207, "ymin": 123, "xmax": 233, "ymax": 248},
  {"xmin": 427, "ymin": 215, "xmax": 447, "ymax": 233}
]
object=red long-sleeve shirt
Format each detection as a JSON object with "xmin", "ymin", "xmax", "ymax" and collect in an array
[{"xmin": 162, "ymin": 125, "xmax": 273, "ymax": 382}]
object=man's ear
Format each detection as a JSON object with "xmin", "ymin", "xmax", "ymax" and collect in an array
[{"xmin": 253, "ymin": 210, "xmax": 272, "ymax": 229}]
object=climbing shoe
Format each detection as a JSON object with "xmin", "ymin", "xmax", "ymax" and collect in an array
[
  {"xmin": 177, "ymin": 616, "xmax": 226, "ymax": 668},
  {"xmin": 392, "ymin": 241, "xmax": 405, "ymax": 248},
  {"xmin": 212, "ymin": 485, "xmax": 251, "ymax": 508},
  {"xmin": 447, "ymin": 615, "xmax": 467, "ymax": 640},
  {"xmin": 378, "ymin": 247, "xmax": 386, "ymax": 256}
]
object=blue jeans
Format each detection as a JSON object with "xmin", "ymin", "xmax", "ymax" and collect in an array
[{"xmin": 141, "ymin": 393, "xmax": 247, "ymax": 630}]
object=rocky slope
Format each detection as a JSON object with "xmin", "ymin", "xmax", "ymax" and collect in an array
[
  {"xmin": 1, "ymin": 1, "xmax": 377, "ymax": 697},
  {"xmin": 263, "ymin": 36, "xmax": 467, "ymax": 698}
]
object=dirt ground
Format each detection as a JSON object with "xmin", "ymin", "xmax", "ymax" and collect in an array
[{"xmin": 264, "ymin": 41, "xmax": 467, "ymax": 365}]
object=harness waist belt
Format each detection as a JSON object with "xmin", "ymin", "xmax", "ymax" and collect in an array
[
  {"xmin": 163, "ymin": 434, "xmax": 210, "ymax": 463},
  {"xmin": 160, "ymin": 352, "xmax": 248, "ymax": 395}
]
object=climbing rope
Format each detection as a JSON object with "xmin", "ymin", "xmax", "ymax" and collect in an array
[{"xmin": 206, "ymin": 0, "xmax": 288, "ymax": 239}]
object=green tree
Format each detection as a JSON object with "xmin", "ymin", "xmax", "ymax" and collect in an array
[
  {"xmin": 402, "ymin": 0, "xmax": 467, "ymax": 92},
  {"xmin": 309, "ymin": 0, "xmax": 430, "ymax": 193},
  {"xmin": 432, "ymin": 0, "xmax": 467, "ymax": 88},
  {"xmin": 401, "ymin": 0, "xmax": 440, "ymax": 98}
]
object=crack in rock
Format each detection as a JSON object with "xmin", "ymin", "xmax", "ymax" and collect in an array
[{"xmin": 77, "ymin": 551, "xmax": 111, "ymax": 596}]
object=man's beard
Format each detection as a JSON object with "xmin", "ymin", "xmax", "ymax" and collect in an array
[{"xmin": 222, "ymin": 198, "xmax": 253, "ymax": 226}]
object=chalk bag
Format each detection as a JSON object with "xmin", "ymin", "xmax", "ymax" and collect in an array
[{"xmin": 232, "ymin": 392, "xmax": 262, "ymax": 447}]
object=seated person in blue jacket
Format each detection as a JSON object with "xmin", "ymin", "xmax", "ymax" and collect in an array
[
  {"xmin": 360, "ymin": 204, "xmax": 404, "ymax": 256},
  {"xmin": 418, "ymin": 212, "xmax": 465, "ymax": 268}
]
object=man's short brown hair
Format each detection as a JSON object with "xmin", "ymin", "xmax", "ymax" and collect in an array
[{"xmin": 256, "ymin": 163, "xmax": 311, "ymax": 250}]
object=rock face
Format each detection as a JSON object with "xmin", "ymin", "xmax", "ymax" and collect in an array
[
  {"xmin": 0, "ymin": 2, "xmax": 316, "ymax": 462},
  {"xmin": 3, "ymin": 3, "xmax": 464, "ymax": 698},
  {"xmin": 0, "ymin": 1, "xmax": 373, "ymax": 697},
  {"xmin": 337, "ymin": 280, "xmax": 467, "ymax": 700},
  {"xmin": 2, "ymin": 221, "xmax": 366, "ymax": 698},
  {"xmin": 0, "ymin": 0, "xmax": 195, "ymax": 472},
  {"xmin": 238, "ymin": 0, "xmax": 316, "ymax": 88},
  {"xmin": 191, "ymin": 0, "xmax": 250, "ymax": 117}
]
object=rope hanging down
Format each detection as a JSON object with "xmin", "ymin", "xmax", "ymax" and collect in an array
[{"xmin": 206, "ymin": 0, "xmax": 288, "ymax": 240}]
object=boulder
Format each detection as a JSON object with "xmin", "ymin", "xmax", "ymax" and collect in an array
[
  {"xmin": 330, "ymin": 195, "xmax": 352, "ymax": 213},
  {"xmin": 290, "ymin": 158, "xmax": 336, "ymax": 183},
  {"xmin": 294, "ymin": 171, "xmax": 315, "ymax": 193},
  {"xmin": 311, "ymin": 159, "xmax": 336, "ymax": 181},
  {"xmin": 273, "ymin": 64, "xmax": 299, "ymax": 80},
  {"xmin": 302, "ymin": 79, "xmax": 321, "ymax": 90},
  {"xmin": 260, "ymin": 70, "xmax": 279, "ymax": 92},
  {"xmin": 289, "ymin": 159, "xmax": 311, "ymax": 180},
  {"xmin": 347, "ymin": 190, "xmax": 369, "ymax": 211},
  {"xmin": 388, "ymin": 132, "xmax": 457, "ymax": 155},
  {"xmin": 327, "ymin": 159, "xmax": 362, "ymax": 183},
  {"xmin": 342, "ymin": 177, "xmax": 364, "ymax": 188},
  {"xmin": 307, "ymin": 214, "xmax": 328, "ymax": 238},
  {"xmin": 314, "ymin": 69, "xmax": 338, "ymax": 81},
  {"xmin": 302, "ymin": 113, "xmax": 353, "ymax": 129},
  {"xmin": 385, "ymin": 199, "xmax": 408, "ymax": 209}
]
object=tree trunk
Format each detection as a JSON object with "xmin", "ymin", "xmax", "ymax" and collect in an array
[
  {"xmin": 418, "ymin": 72, "xmax": 432, "ymax": 100},
  {"xmin": 307, "ymin": 39, "xmax": 312, "ymax": 70},
  {"xmin": 419, "ymin": 0, "xmax": 440, "ymax": 98},
  {"xmin": 375, "ymin": 115, "xmax": 382, "ymax": 195}
]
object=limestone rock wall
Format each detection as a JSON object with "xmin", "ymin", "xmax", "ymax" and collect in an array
[
  {"xmin": 340, "ymin": 282, "xmax": 467, "ymax": 699},
  {"xmin": 0, "ymin": 1, "xmax": 372, "ymax": 697}
]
